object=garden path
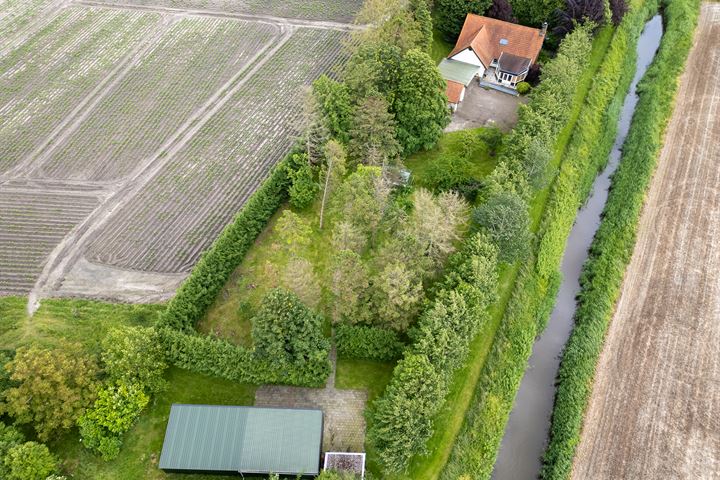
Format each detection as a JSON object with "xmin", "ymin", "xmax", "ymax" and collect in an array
[{"xmin": 254, "ymin": 348, "xmax": 368, "ymax": 452}]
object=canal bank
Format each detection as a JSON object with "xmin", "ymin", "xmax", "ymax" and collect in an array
[{"xmin": 491, "ymin": 14, "xmax": 664, "ymax": 480}]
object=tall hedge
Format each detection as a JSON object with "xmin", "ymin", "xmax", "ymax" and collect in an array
[
  {"xmin": 158, "ymin": 159, "xmax": 291, "ymax": 332},
  {"xmin": 335, "ymin": 325, "xmax": 405, "ymax": 362},
  {"xmin": 542, "ymin": 0, "xmax": 700, "ymax": 477},
  {"xmin": 439, "ymin": 1, "xmax": 656, "ymax": 477}
]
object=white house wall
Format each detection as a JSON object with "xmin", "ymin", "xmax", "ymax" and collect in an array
[{"xmin": 450, "ymin": 49, "xmax": 486, "ymax": 79}]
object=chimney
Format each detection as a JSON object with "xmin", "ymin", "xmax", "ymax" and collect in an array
[{"xmin": 541, "ymin": 22, "xmax": 548, "ymax": 37}]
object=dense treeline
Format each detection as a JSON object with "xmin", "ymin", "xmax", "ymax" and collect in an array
[
  {"xmin": 541, "ymin": 0, "xmax": 700, "ymax": 477},
  {"xmin": 367, "ymin": 233, "xmax": 499, "ymax": 471},
  {"xmin": 439, "ymin": 0, "xmax": 654, "ymax": 477}
]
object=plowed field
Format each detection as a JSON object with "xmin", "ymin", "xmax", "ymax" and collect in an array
[{"xmin": 572, "ymin": 4, "xmax": 720, "ymax": 478}]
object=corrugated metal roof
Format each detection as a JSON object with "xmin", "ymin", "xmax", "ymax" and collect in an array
[
  {"xmin": 438, "ymin": 59, "xmax": 479, "ymax": 86},
  {"xmin": 159, "ymin": 404, "xmax": 323, "ymax": 475}
]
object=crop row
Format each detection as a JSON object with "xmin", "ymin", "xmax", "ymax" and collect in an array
[
  {"xmin": 0, "ymin": 0, "xmax": 57, "ymax": 46},
  {"xmin": 91, "ymin": 0, "xmax": 364, "ymax": 23},
  {"xmin": 87, "ymin": 27, "xmax": 348, "ymax": 273},
  {"xmin": 0, "ymin": 6, "xmax": 161, "ymax": 174},
  {"xmin": 36, "ymin": 17, "xmax": 278, "ymax": 182},
  {"xmin": 0, "ymin": 190, "xmax": 98, "ymax": 295}
]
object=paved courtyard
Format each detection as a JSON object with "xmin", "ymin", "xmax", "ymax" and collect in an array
[
  {"xmin": 254, "ymin": 349, "xmax": 368, "ymax": 452},
  {"xmin": 446, "ymin": 82, "xmax": 528, "ymax": 132}
]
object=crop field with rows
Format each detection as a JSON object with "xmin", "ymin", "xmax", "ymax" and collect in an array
[
  {"xmin": 89, "ymin": 0, "xmax": 365, "ymax": 23},
  {"xmin": 35, "ymin": 17, "xmax": 279, "ymax": 182},
  {"xmin": 0, "ymin": 0, "xmax": 58, "ymax": 44},
  {"xmin": 0, "ymin": 190, "xmax": 98, "ymax": 295},
  {"xmin": 0, "ymin": 7, "xmax": 161, "ymax": 174},
  {"xmin": 87, "ymin": 27, "xmax": 348, "ymax": 273},
  {"xmin": 0, "ymin": 1, "xmax": 353, "ymax": 300}
]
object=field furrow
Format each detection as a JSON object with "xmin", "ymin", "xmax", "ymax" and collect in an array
[
  {"xmin": 0, "ymin": 6, "xmax": 161, "ymax": 174},
  {"xmin": 87, "ymin": 0, "xmax": 364, "ymax": 23},
  {"xmin": 0, "ymin": 0, "xmax": 59, "ymax": 46},
  {"xmin": 0, "ymin": 191, "xmax": 98, "ymax": 296},
  {"xmin": 87, "ymin": 27, "xmax": 347, "ymax": 273},
  {"xmin": 36, "ymin": 17, "xmax": 279, "ymax": 182}
]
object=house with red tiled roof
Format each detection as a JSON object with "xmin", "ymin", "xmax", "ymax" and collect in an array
[{"xmin": 439, "ymin": 14, "xmax": 546, "ymax": 109}]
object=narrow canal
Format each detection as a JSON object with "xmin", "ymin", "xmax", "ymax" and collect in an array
[{"xmin": 491, "ymin": 15, "xmax": 664, "ymax": 480}]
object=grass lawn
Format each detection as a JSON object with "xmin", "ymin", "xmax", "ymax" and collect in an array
[
  {"xmin": 53, "ymin": 367, "xmax": 257, "ymax": 479},
  {"xmin": 431, "ymin": 26, "xmax": 454, "ymax": 63},
  {"xmin": 0, "ymin": 297, "xmax": 162, "ymax": 353},
  {"xmin": 404, "ymin": 127, "xmax": 498, "ymax": 191},
  {"xmin": 335, "ymin": 358, "xmax": 395, "ymax": 403}
]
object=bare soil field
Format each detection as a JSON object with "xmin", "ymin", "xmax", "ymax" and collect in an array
[
  {"xmin": 572, "ymin": 5, "xmax": 720, "ymax": 478},
  {"xmin": 0, "ymin": 2, "xmax": 350, "ymax": 302}
]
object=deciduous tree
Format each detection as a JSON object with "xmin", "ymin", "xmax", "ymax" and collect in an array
[
  {"xmin": 101, "ymin": 326, "xmax": 167, "ymax": 394},
  {"xmin": 330, "ymin": 250, "xmax": 371, "ymax": 323},
  {"xmin": 555, "ymin": 0, "xmax": 605, "ymax": 36},
  {"xmin": 331, "ymin": 221, "xmax": 368, "ymax": 254},
  {"xmin": 319, "ymin": 140, "xmax": 347, "ymax": 229},
  {"xmin": 372, "ymin": 262, "xmax": 424, "ymax": 331},
  {"xmin": 274, "ymin": 210, "xmax": 312, "ymax": 256},
  {"xmin": 393, "ymin": 49, "xmax": 450, "ymax": 155},
  {"xmin": 435, "ymin": 0, "xmax": 493, "ymax": 39},
  {"xmin": 409, "ymin": 189, "xmax": 469, "ymax": 267},
  {"xmin": 1, "ymin": 343, "xmax": 98, "ymax": 441},
  {"xmin": 473, "ymin": 191, "xmax": 532, "ymax": 263},
  {"xmin": 487, "ymin": 0, "xmax": 517, "ymax": 21},
  {"xmin": 312, "ymin": 75, "xmax": 353, "ymax": 143}
]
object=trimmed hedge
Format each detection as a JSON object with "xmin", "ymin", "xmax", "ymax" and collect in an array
[
  {"xmin": 542, "ymin": 0, "xmax": 700, "ymax": 477},
  {"xmin": 439, "ymin": 1, "xmax": 653, "ymax": 477},
  {"xmin": 159, "ymin": 327, "xmax": 330, "ymax": 388},
  {"xmin": 335, "ymin": 324, "xmax": 404, "ymax": 362},
  {"xmin": 367, "ymin": 233, "xmax": 499, "ymax": 472},
  {"xmin": 158, "ymin": 158, "xmax": 291, "ymax": 333}
]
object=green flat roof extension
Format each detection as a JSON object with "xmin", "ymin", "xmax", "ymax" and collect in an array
[
  {"xmin": 159, "ymin": 404, "xmax": 323, "ymax": 475},
  {"xmin": 438, "ymin": 58, "xmax": 479, "ymax": 86}
]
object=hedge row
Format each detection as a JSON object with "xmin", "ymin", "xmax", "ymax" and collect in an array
[
  {"xmin": 439, "ymin": 1, "xmax": 653, "ymax": 477},
  {"xmin": 542, "ymin": 0, "xmax": 700, "ymax": 477},
  {"xmin": 159, "ymin": 327, "xmax": 330, "ymax": 388},
  {"xmin": 157, "ymin": 158, "xmax": 292, "ymax": 333},
  {"xmin": 367, "ymin": 233, "xmax": 499, "ymax": 472},
  {"xmin": 335, "ymin": 324, "xmax": 405, "ymax": 362}
]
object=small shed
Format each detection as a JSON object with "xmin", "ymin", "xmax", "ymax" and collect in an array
[{"xmin": 159, "ymin": 404, "xmax": 323, "ymax": 476}]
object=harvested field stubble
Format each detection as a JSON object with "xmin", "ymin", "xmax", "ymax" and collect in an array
[
  {"xmin": 571, "ymin": 3, "xmax": 719, "ymax": 478},
  {"xmin": 36, "ymin": 17, "xmax": 278, "ymax": 182},
  {"xmin": 0, "ymin": 7, "xmax": 161, "ymax": 174},
  {"xmin": 86, "ymin": 28, "xmax": 348, "ymax": 273}
]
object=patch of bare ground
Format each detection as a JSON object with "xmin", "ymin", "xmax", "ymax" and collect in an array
[{"xmin": 572, "ymin": 4, "xmax": 720, "ymax": 478}]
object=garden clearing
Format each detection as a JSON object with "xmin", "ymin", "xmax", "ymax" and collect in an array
[
  {"xmin": 0, "ymin": 1, "xmax": 356, "ymax": 307},
  {"xmin": 572, "ymin": 4, "xmax": 720, "ymax": 478}
]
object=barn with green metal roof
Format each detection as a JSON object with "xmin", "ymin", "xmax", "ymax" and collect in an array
[{"xmin": 159, "ymin": 404, "xmax": 323, "ymax": 476}]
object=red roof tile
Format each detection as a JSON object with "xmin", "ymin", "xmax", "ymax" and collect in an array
[{"xmin": 446, "ymin": 80, "xmax": 465, "ymax": 104}]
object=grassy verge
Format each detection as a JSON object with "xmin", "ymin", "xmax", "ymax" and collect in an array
[
  {"xmin": 541, "ymin": 0, "xmax": 701, "ymax": 477},
  {"xmin": 0, "ymin": 297, "xmax": 162, "ymax": 353},
  {"xmin": 439, "ymin": 1, "xmax": 655, "ymax": 477},
  {"xmin": 53, "ymin": 367, "xmax": 256, "ymax": 479}
]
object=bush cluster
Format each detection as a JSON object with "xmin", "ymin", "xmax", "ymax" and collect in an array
[
  {"xmin": 367, "ymin": 233, "xmax": 499, "ymax": 472},
  {"xmin": 542, "ymin": 0, "xmax": 699, "ymax": 477},
  {"xmin": 440, "ymin": 2, "xmax": 662, "ymax": 477},
  {"xmin": 335, "ymin": 324, "xmax": 405, "ymax": 362}
]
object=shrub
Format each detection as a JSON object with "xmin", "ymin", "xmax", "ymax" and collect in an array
[
  {"xmin": 288, "ymin": 162, "xmax": 319, "ymax": 209},
  {"xmin": 516, "ymin": 81, "xmax": 531, "ymax": 94},
  {"xmin": 335, "ymin": 324, "xmax": 404, "ymax": 361},
  {"xmin": 158, "ymin": 158, "xmax": 290, "ymax": 332},
  {"xmin": 4, "ymin": 442, "xmax": 57, "ymax": 480},
  {"xmin": 101, "ymin": 326, "xmax": 167, "ymax": 394},
  {"xmin": 78, "ymin": 382, "xmax": 149, "ymax": 460},
  {"xmin": 0, "ymin": 422, "xmax": 24, "ymax": 479}
]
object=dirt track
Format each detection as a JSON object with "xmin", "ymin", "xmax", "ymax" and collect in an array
[{"xmin": 572, "ymin": 4, "xmax": 720, "ymax": 478}]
